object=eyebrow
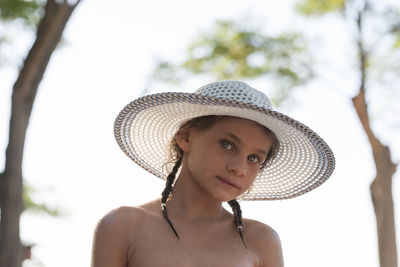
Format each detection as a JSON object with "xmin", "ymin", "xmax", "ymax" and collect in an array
[{"xmin": 227, "ymin": 133, "xmax": 268, "ymax": 156}]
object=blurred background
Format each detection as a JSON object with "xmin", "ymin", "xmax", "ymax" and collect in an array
[{"xmin": 0, "ymin": 0, "xmax": 399, "ymax": 266}]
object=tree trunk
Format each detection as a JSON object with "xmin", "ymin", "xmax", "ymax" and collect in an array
[
  {"xmin": 0, "ymin": 1, "xmax": 81, "ymax": 266},
  {"xmin": 352, "ymin": 90, "xmax": 398, "ymax": 267},
  {"xmin": 352, "ymin": 5, "xmax": 398, "ymax": 267}
]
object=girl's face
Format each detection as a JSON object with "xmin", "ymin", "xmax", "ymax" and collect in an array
[{"xmin": 177, "ymin": 116, "xmax": 273, "ymax": 202}]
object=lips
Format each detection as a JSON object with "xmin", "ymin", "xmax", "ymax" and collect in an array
[{"xmin": 216, "ymin": 176, "xmax": 240, "ymax": 189}]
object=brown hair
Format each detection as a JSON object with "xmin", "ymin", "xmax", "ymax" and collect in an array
[{"xmin": 161, "ymin": 115, "xmax": 280, "ymax": 247}]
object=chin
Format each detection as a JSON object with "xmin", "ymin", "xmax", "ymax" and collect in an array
[{"xmin": 213, "ymin": 192, "xmax": 241, "ymax": 202}]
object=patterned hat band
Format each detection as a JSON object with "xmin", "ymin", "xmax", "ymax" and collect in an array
[{"xmin": 114, "ymin": 81, "xmax": 335, "ymax": 200}]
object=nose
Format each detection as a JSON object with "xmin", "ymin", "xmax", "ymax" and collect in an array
[{"xmin": 226, "ymin": 156, "xmax": 247, "ymax": 177}]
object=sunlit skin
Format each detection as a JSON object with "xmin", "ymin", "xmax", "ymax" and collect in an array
[{"xmin": 91, "ymin": 117, "xmax": 284, "ymax": 267}]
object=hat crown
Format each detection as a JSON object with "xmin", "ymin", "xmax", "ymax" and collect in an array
[{"xmin": 195, "ymin": 80, "xmax": 273, "ymax": 110}]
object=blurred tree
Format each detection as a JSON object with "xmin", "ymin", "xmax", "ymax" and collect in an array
[
  {"xmin": 0, "ymin": 1, "xmax": 61, "ymax": 216},
  {"xmin": 151, "ymin": 20, "xmax": 313, "ymax": 104},
  {"xmin": 296, "ymin": 1, "xmax": 399, "ymax": 267},
  {"xmin": 23, "ymin": 183, "xmax": 60, "ymax": 217},
  {"xmin": 0, "ymin": 0, "xmax": 81, "ymax": 266}
]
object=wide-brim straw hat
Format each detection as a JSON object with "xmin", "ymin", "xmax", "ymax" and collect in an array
[{"xmin": 114, "ymin": 80, "xmax": 335, "ymax": 200}]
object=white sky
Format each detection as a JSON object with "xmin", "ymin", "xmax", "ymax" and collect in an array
[{"xmin": 1, "ymin": 0, "xmax": 399, "ymax": 266}]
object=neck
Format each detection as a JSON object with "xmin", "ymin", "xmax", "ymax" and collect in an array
[{"xmin": 165, "ymin": 173, "xmax": 229, "ymax": 221}]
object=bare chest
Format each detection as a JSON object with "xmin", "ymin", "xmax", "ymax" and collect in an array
[
  {"xmin": 127, "ymin": 219, "xmax": 259, "ymax": 267},
  {"xmin": 129, "ymin": 240, "xmax": 257, "ymax": 267}
]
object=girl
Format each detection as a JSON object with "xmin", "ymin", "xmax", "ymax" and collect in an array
[{"xmin": 91, "ymin": 80, "xmax": 335, "ymax": 267}]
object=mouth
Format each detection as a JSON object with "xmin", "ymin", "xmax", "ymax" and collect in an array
[{"xmin": 216, "ymin": 176, "xmax": 240, "ymax": 189}]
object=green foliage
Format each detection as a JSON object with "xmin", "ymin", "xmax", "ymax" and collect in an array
[
  {"xmin": 0, "ymin": 0, "xmax": 45, "ymax": 25},
  {"xmin": 23, "ymin": 183, "xmax": 60, "ymax": 217},
  {"xmin": 394, "ymin": 35, "xmax": 400, "ymax": 48},
  {"xmin": 153, "ymin": 20, "xmax": 313, "ymax": 101},
  {"xmin": 0, "ymin": 0, "xmax": 45, "ymax": 59},
  {"xmin": 296, "ymin": 0, "xmax": 347, "ymax": 15},
  {"xmin": 388, "ymin": 12, "xmax": 400, "ymax": 48}
]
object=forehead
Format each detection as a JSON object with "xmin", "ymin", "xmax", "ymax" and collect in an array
[
  {"xmin": 212, "ymin": 116, "xmax": 261, "ymax": 127},
  {"xmin": 201, "ymin": 116, "xmax": 272, "ymax": 146}
]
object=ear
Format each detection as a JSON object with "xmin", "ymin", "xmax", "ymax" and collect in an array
[{"xmin": 175, "ymin": 127, "xmax": 191, "ymax": 153}]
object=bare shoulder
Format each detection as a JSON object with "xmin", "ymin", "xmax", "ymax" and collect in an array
[
  {"xmin": 244, "ymin": 218, "xmax": 284, "ymax": 267},
  {"xmin": 99, "ymin": 205, "xmax": 146, "ymax": 223},
  {"xmin": 91, "ymin": 204, "xmax": 157, "ymax": 267},
  {"xmin": 244, "ymin": 218, "xmax": 281, "ymax": 247},
  {"xmin": 94, "ymin": 206, "xmax": 148, "ymax": 238},
  {"xmin": 94, "ymin": 199, "xmax": 160, "ymax": 236}
]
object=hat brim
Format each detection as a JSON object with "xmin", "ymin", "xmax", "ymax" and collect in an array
[{"xmin": 114, "ymin": 92, "xmax": 335, "ymax": 200}]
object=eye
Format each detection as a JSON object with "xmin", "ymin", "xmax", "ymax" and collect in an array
[
  {"xmin": 220, "ymin": 140, "xmax": 233, "ymax": 150},
  {"xmin": 248, "ymin": 154, "xmax": 261, "ymax": 164}
]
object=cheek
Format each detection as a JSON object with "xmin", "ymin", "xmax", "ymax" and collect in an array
[
  {"xmin": 193, "ymin": 140, "xmax": 217, "ymax": 160},
  {"xmin": 243, "ymin": 169, "xmax": 259, "ymax": 188},
  {"xmin": 187, "ymin": 144, "xmax": 213, "ymax": 173}
]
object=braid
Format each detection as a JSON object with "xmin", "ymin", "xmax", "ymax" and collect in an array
[
  {"xmin": 161, "ymin": 157, "xmax": 182, "ymax": 239},
  {"xmin": 228, "ymin": 199, "xmax": 248, "ymax": 248}
]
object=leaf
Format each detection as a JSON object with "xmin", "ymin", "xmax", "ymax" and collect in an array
[
  {"xmin": 0, "ymin": 0, "xmax": 45, "ymax": 25},
  {"xmin": 296, "ymin": 0, "xmax": 347, "ymax": 16},
  {"xmin": 151, "ymin": 19, "xmax": 313, "ymax": 100},
  {"xmin": 23, "ymin": 183, "xmax": 61, "ymax": 217}
]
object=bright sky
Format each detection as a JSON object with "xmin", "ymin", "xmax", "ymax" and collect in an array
[{"xmin": 1, "ymin": 0, "xmax": 399, "ymax": 266}]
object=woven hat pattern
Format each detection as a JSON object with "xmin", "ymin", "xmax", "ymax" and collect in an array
[{"xmin": 114, "ymin": 81, "xmax": 335, "ymax": 200}]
